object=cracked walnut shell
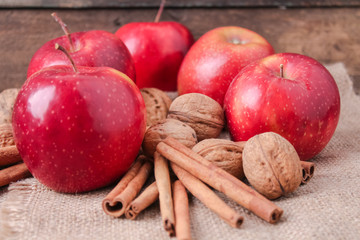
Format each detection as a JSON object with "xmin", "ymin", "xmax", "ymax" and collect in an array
[
  {"xmin": 168, "ymin": 93, "xmax": 224, "ymax": 141},
  {"xmin": 140, "ymin": 88, "xmax": 172, "ymax": 127},
  {"xmin": 142, "ymin": 118, "xmax": 197, "ymax": 157},
  {"xmin": 0, "ymin": 123, "xmax": 15, "ymax": 147},
  {"xmin": 242, "ymin": 132, "xmax": 302, "ymax": 200},
  {"xmin": 192, "ymin": 138, "xmax": 245, "ymax": 179}
]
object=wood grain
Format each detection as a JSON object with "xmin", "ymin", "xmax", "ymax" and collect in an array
[
  {"xmin": 0, "ymin": 8, "xmax": 359, "ymax": 93},
  {"xmin": 1, "ymin": 0, "xmax": 359, "ymax": 8}
]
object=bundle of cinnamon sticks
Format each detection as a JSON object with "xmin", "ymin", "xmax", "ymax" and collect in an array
[
  {"xmin": 102, "ymin": 137, "xmax": 317, "ymax": 239},
  {"xmin": 301, "ymin": 161, "xmax": 315, "ymax": 184}
]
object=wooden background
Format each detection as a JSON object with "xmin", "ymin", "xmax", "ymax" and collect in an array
[
  {"xmin": 1, "ymin": 0, "xmax": 360, "ymax": 8},
  {"xmin": 1, "ymin": 1, "xmax": 359, "ymax": 94}
]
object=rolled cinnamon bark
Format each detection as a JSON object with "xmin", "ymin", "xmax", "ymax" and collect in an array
[
  {"xmin": 154, "ymin": 151, "xmax": 175, "ymax": 237},
  {"xmin": 0, "ymin": 145, "xmax": 22, "ymax": 167},
  {"xmin": 157, "ymin": 137, "xmax": 283, "ymax": 224},
  {"xmin": 163, "ymin": 137, "xmax": 280, "ymax": 205},
  {"xmin": 102, "ymin": 155, "xmax": 145, "ymax": 215},
  {"xmin": 172, "ymin": 163, "xmax": 243, "ymax": 229},
  {"xmin": 300, "ymin": 161, "xmax": 315, "ymax": 184},
  {"xmin": 172, "ymin": 180, "xmax": 192, "ymax": 240},
  {"xmin": 125, "ymin": 181, "xmax": 159, "ymax": 220},
  {"xmin": 102, "ymin": 156, "xmax": 153, "ymax": 217},
  {"xmin": 0, "ymin": 162, "xmax": 32, "ymax": 187}
]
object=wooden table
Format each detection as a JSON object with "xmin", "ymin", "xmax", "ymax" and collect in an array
[{"xmin": 1, "ymin": 1, "xmax": 359, "ymax": 94}]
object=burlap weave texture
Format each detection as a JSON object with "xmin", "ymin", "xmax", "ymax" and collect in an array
[{"xmin": 0, "ymin": 63, "xmax": 359, "ymax": 239}]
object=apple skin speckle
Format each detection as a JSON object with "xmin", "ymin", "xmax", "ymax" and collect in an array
[
  {"xmin": 224, "ymin": 53, "xmax": 340, "ymax": 161},
  {"xmin": 116, "ymin": 21, "xmax": 194, "ymax": 91},
  {"xmin": 13, "ymin": 65, "xmax": 146, "ymax": 193},
  {"xmin": 27, "ymin": 30, "xmax": 136, "ymax": 83},
  {"xmin": 177, "ymin": 26, "xmax": 274, "ymax": 106}
]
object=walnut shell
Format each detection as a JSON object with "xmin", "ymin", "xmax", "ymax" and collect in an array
[
  {"xmin": 242, "ymin": 132, "xmax": 302, "ymax": 200},
  {"xmin": 168, "ymin": 93, "xmax": 224, "ymax": 141},
  {"xmin": 0, "ymin": 123, "xmax": 15, "ymax": 147},
  {"xmin": 140, "ymin": 88, "xmax": 172, "ymax": 127},
  {"xmin": 192, "ymin": 139, "xmax": 245, "ymax": 179},
  {"xmin": 0, "ymin": 88, "xmax": 20, "ymax": 124},
  {"xmin": 142, "ymin": 118, "xmax": 197, "ymax": 157}
]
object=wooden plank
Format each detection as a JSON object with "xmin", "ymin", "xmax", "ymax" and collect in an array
[
  {"xmin": 1, "ymin": 0, "xmax": 360, "ymax": 8},
  {"xmin": 0, "ymin": 8, "xmax": 359, "ymax": 94}
]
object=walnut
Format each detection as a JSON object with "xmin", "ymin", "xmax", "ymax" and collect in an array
[
  {"xmin": 0, "ymin": 88, "xmax": 20, "ymax": 124},
  {"xmin": 140, "ymin": 88, "xmax": 172, "ymax": 127},
  {"xmin": 0, "ymin": 123, "xmax": 15, "ymax": 147},
  {"xmin": 142, "ymin": 118, "xmax": 197, "ymax": 157},
  {"xmin": 167, "ymin": 93, "xmax": 224, "ymax": 141},
  {"xmin": 192, "ymin": 139, "xmax": 245, "ymax": 179},
  {"xmin": 242, "ymin": 132, "xmax": 302, "ymax": 200}
]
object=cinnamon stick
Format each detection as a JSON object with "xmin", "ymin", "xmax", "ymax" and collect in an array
[
  {"xmin": 102, "ymin": 155, "xmax": 153, "ymax": 217},
  {"xmin": 0, "ymin": 145, "xmax": 22, "ymax": 167},
  {"xmin": 157, "ymin": 137, "xmax": 283, "ymax": 224},
  {"xmin": 163, "ymin": 137, "xmax": 278, "ymax": 205},
  {"xmin": 171, "ymin": 163, "xmax": 243, "ymax": 229},
  {"xmin": 154, "ymin": 151, "xmax": 175, "ymax": 236},
  {"xmin": 172, "ymin": 180, "xmax": 192, "ymax": 240},
  {"xmin": 300, "ymin": 161, "xmax": 315, "ymax": 184},
  {"xmin": 0, "ymin": 162, "xmax": 32, "ymax": 187},
  {"xmin": 125, "ymin": 181, "xmax": 159, "ymax": 220}
]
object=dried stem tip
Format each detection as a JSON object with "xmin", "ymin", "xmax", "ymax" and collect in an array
[
  {"xmin": 51, "ymin": 12, "xmax": 75, "ymax": 52},
  {"xmin": 55, "ymin": 43, "xmax": 78, "ymax": 73},
  {"xmin": 154, "ymin": 0, "xmax": 166, "ymax": 23}
]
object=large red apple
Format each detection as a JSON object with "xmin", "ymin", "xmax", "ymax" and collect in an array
[
  {"xmin": 224, "ymin": 53, "xmax": 340, "ymax": 160},
  {"xmin": 27, "ymin": 13, "xmax": 135, "ymax": 81},
  {"xmin": 13, "ymin": 64, "xmax": 146, "ymax": 193},
  {"xmin": 177, "ymin": 26, "xmax": 274, "ymax": 105},
  {"xmin": 115, "ymin": 4, "xmax": 194, "ymax": 91}
]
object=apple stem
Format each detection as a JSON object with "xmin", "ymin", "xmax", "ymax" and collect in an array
[
  {"xmin": 154, "ymin": 0, "xmax": 166, "ymax": 23},
  {"xmin": 55, "ymin": 43, "xmax": 78, "ymax": 72},
  {"xmin": 280, "ymin": 64, "xmax": 284, "ymax": 78},
  {"xmin": 51, "ymin": 12, "xmax": 75, "ymax": 52}
]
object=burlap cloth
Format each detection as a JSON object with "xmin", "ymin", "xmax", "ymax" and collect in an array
[{"xmin": 0, "ymin": 63, "xmax": 359, "ymax": 239}]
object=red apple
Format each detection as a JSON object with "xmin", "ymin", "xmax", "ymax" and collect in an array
[
  {"xmin": 27, "ymin": 13, "xmax": 136, "ymax": 81},
  {"xmin": 177, "ymin": 26, "xmax": 274, "ymax": 105},
  {"xmin": 115, "ymin": 3, "xmax": 194, "ymax": 91},
  {"xmin": 224, "ymin": 53, "xmax": 340, "ymax": 161},
  {"xmin": 13, "ymin": 62, "xmax": 146, "ymax": 193}
]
